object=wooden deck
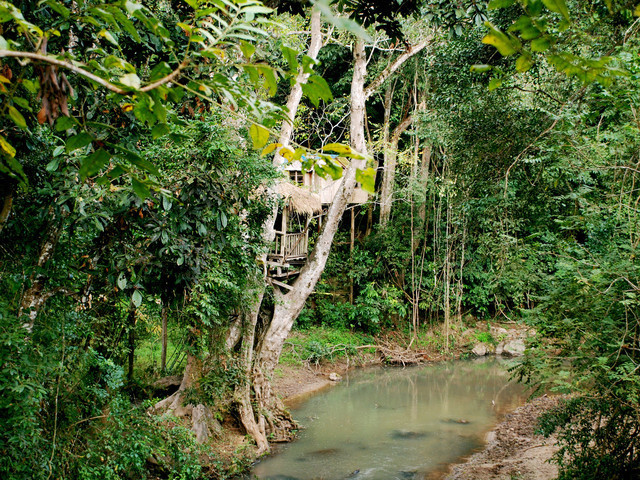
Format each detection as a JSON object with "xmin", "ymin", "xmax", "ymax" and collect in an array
[{"xmin": 268, "ymin": 231, "xmax": 309, "ymax": 280}]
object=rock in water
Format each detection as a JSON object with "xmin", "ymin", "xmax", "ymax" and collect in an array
[
  {"xmin": 472, "ymin": 343, "xmax": 487, "ymax": 356},
  {"xmin": 329, "ymin": 372, "xmax": 342, "ymax": 381},
  {"xmin": 503, "ymin": 339, "xmax": 525, "ymax": 356}
]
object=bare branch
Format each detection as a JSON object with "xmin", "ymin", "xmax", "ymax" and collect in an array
[
  {"xmin": 363, "ymin": 38, "xmax": 430, "ymax": 101},
  {"xmin": 0, "ymin": 50, "xmax": 187, "ymax": 95}
]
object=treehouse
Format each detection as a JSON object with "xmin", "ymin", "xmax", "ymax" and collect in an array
[
  {"xmin": 268, "ymin": 158, "xmax": 373, "ymax": 284},
  {"xmin": 268, "ymin": 182, "xmax": 322, "ymax": 282}
]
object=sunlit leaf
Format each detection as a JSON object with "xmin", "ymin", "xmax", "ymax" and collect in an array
[
  {"xmin": 482, "ymin": 22, "xmax": 517, "ymax": 56},
  {"xmin": 249, "ymin": 123, "xmax": 270, "ymax": 149},
  {"xmin": 356, "ymin": 167, "xmax": 376, "ymax": 194},
  {"xmin": 542, "ymin": 0, "xmax": 570, "ymax": 20},
  {"xmin": 7, "ymin": 105, "xmax": 26, "ymax": 129}
]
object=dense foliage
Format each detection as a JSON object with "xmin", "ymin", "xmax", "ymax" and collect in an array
[{"xmin": 2, "ymin": 0, "xmax": 640, "ymax": 478}]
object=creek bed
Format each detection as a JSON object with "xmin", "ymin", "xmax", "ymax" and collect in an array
[{"xmin": 251, "ymin": 358, "xmax": 526, "ymax": 480}]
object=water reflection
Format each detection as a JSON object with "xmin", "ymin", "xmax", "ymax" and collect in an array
[{"xmin": 252, "ymin": 357, "xmax": 525, "ymax": 480}]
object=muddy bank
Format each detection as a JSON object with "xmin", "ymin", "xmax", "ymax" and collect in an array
[
  {"xmin": 272, "ymin": 360, "xmax": 355, "ymax": 406},
  {"xmin": 445, "ymin": 395, "xmax": 561, "ymax": 480}
]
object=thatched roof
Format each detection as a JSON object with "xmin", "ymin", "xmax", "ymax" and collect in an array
[{"xmin": 275, "ymin": 182, "xmax": 322, "ymax": 215}]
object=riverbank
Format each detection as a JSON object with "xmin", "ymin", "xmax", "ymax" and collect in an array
[{"xmin": 445, "ymin": 395, "xmax": 561, "ymax": 480}]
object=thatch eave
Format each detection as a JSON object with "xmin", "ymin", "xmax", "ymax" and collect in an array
[{"xmin": 275, "ymin": 181, "xmax": 322, "ymax": 215}]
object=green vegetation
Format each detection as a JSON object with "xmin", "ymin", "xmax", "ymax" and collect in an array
[{"xmin": 1, "ymin": 0, "xmax": 640, "ymax": 478}]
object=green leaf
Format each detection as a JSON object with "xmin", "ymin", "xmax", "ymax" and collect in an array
[
  {"xmin": 46, "ymin": 0, "xmax": 70, "ymax": 18},
  {"xmin": 131, "ymin": 176, "xmax": 151, "ymax": 199},
  {"xmin": 356, "ymin": 167, "xmax": 376, "ymax": 194},
  {"xmin": 127, "ymin": 155, "xmax": 160, "ymax": 176},
  {"xmin": 151, "ymin": 123, "xmax": 171, "ymax": 139},
  {"xmin": 301, "ymin": 75, "xmax": 333, "ymax": 107},
  {"xmin": 531, "ymin": 36, "xmax": 551, "ymax": 52},
  {"xmin": 98, "ymin": 29, "xmax": 119, "ymax": 46},
  {"xmin": 516, "ymin": 51, "xmax": 533, "ymax": 72},
  {"xmin": 322, "ymin": 143, "xmax": 363, "ymax": 159},
  {"xmin": 119, "ymin": 73, "xmax": 141, "ymax": 90},
  {"xmin": 65, "ymin": 132, "xmax": 93, "ymax": 153},
  {"xmin": 488, "ymin": 77, "xmax": 504, "ymax": 91},
  {"xmin": 482, "ymin": 22, "xmax": 518, "ymax": 56},
  {"xmin": 470, "ymin": 64, "xmax": 492, "ymax": 73},
  {"xmin": 12, "ymin": 97, "xmax": 30, "ymax": 111},
  {"xmin": 132, "ymin": 290, "xmax": 143, "ymax": 308},
  {"xmin": 148, "ymin": 62, "xmax": 172, "ymax": 82},
  {"xmin": 55, "ymin": 116, "xmax": 76, "ymax": 132},
  {"xmin": 488, "ymin": 0, "xmax": 516, "ymax": 8},
  {"xmin": 249, "ymin": 124, "xmax": 270, "ymax": 149},
  {"xmin": 220, "ymin": 211, "xmax": 227, "ymax": 228},
  {"xmin": 281, "ymin": 45, "xmax": 299, "ymax": 73},
  {"xmin": 80, "ymin": 148, "xmax": 111, "ymax": 179},
  {"xmin": 542, "ymin": 0, "xmax": 570, "ymax": 20},
  {"xmin": 320, "ymin": 157, "xmax": 343, "ymax": 180},
  {"xmin": 0, "ymin": 134, "xmax": 15, "ymax": 157},
  {"xmin": 117, "ymin": 272, "xmax": 127, "ymax": 290},
  {"xmin": 7, "ymin": 105, "xmax": 26, "ymax": 129},
  {"xmin": 240, "ymin": 40, "xmax": 256, "ymax": 59}
]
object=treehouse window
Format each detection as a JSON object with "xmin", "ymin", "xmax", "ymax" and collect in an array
[{"xmin": 289, "ymin": 170, "xmax": 304, "ymax": 185}]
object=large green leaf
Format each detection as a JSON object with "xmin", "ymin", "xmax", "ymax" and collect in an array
[
  {"xmin": 482, "ymin": 22, "xmax": 518, "ymax": 56},
  {"xmin": 80, "ymin": 149, "xmax": 111, "ymax": 179},
  {"xmin": 542, "ymin": 0, "xmax": 570, "ymax": 20},
  {"xmin": 65, "ymin": 132, "xmax": 93, "ymax": 153},
  {"xmin": 356, "ymin": 167, "xmax": 376, "ymax": 194},
  {"xmin": 249, "ymin": 124, "xmax": 270, "ymax": 149}
]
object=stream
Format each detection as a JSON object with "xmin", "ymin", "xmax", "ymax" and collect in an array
[{"xmin": 251, "ymin": 357, "xmax": 526, "ymax": 480}]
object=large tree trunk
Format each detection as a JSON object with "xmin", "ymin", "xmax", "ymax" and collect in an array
[
  {"xmin": 250, "ymin": 37, "xmax": 369, "ymax": 436},
  {"xmin": 19, "ymin": 207, "xmax": 67, "ymax": 332}
]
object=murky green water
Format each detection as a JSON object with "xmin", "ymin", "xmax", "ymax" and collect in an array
[{"xmin": 251, "ymin": 358, "xmax": 526, "ymax": 480}]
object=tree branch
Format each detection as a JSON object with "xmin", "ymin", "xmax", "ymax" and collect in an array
[
  {"xmin": 0, "ymin": 50, "xmax": 187, "ymax": 95},
  {"xmin": 363, "ymin": 38, "xmax": 430, "ymax": 101}
]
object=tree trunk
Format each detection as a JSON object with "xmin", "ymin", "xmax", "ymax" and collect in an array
[
  {"xmin": 127, "ymin": 304, "xmax": 136, "ymax": 381},
  {"xmin": 161, "ymin": 299, "xmax": 168, "ymax": 372},
  {"xmin": 0, "ymin": 192, "xmax": 12, "ymax": 235},
  {"xmin": 19, "ymin": 207, "xmax": 66, "ymax": 332},
  {"xmin": 250, "ymin": 37, "xmax": 369, "ymax": 437},
  {"xmin": 273, "ymin": 6, "xmax": 322, "ymax": 169},
  {"xmin": 380, "ymin": 112, "xmax": 413, "ymax": 226}
]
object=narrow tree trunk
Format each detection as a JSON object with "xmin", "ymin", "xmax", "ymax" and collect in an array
[
  {"xmin": 380, "ymin": 113, "xmax": 413, "ymax": 225},
  {"xmin": 19, "ymin": 208, "xmax": 66, "ymax": 332},
  {"xmin": 0, "ymin": 192, "xmax": 12, "ymax": 234},
  {"xmin": 161, "ymin": 299, "xmax": 168, "ymax": 372},
  {"xmin": 127, "ymin": 304, "xmax": 136, "ymax": 381}
]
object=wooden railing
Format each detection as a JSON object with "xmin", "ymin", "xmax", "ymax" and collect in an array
[{"xmin": 273, "ymin": 232, "xmax": 308, "ymax": 259}]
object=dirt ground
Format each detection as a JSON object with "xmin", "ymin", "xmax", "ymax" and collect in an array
[
  {"xmin": 444, "ymin": 395, "xmax": 561, "ymax": 480},
  {"xmin": 272, "ymin": 360, "xmax": 353, "ymax": 406}
]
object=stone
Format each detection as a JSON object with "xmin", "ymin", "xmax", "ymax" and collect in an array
[
  {"xmin": 472, "ymin": 343, "xmax": 487, "ymax": 356},
  {"xmin": 495, "ymin": 343, "xmax": 504, "ymax": 355},
  {"xmin": 503, "ymin": 339, "xmax": 526, "ymax": 356},
  {"xmin": 328, "ymin": 372, "xmax": 342, "ymax": 381},
  {"xmin": 174, "ymin": 403, "xmax": 193, "ymax": 418},
  {"xmin": 191, "ymin": 404, "xmax": 220, "ymax": 443}
]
